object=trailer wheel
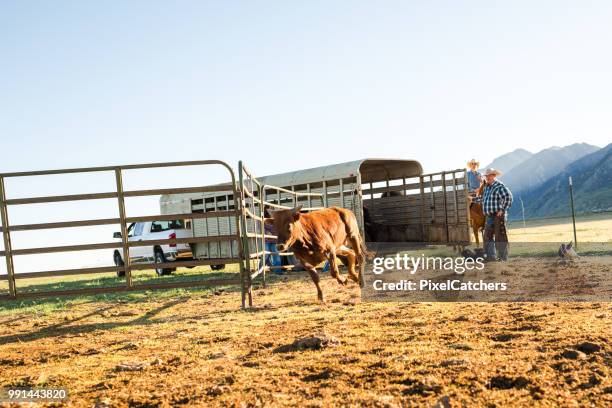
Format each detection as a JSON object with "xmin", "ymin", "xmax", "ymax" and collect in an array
[
  {"xmin": 114, "ymin": 251, "xmax": 125, "ymax": 277},
  {"xmin": 154, "ymin": 250, "xmax": 173, "ymax": 276},
  {"xmin": 210, "ymin": 264, "xmax": 225, "ymax": 271}
]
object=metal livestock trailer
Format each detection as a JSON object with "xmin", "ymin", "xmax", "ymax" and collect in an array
[{"xmin": 160, "ymin": 158, "xmax": 472, "ymax": 265}]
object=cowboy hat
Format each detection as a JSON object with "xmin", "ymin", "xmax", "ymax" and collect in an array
[
  {"xmin": 467, "ymin": 158, "xmax": 480, "ymax": 166},
  {"xmin": 483, "ymin": 168, "xmax": 503, "ymax": 177}
]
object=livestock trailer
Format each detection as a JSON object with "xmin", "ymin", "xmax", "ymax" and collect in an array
[{"xmin": 160, "ymin": 158, "xmax": 472, "ymax": 264}]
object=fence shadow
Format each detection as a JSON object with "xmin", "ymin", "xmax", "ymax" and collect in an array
[
  {"xmin": 0, "ymin": 270, "xmax": 242, "ymax": 313},
  {"xmin": 0, "ymin": 297, "xmax": 188, "ymax": 345}
]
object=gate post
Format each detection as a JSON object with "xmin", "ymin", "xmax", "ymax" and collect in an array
[
  {"xmin": 238, "ymin": 161, "xmax": 252, "ymax": 308},
  {"xmin": 441, "ymin": 172, "xmax": 449, "ymax": 242},
  {"xmin": 355, "ymin": 173, "xmax": 365, "ymax": 236},
  {"xmin": 114, "ymin": 168, "xmax": 133, "ymax": 287},
  {"xmin": 322, "ymin": 181, "xmax": 328, "ymax": 207},
  {"xmin": 419, "ymin": 176, "xmax": 425, "ymax": 241},
  {"xmin": 257, "ymin": 183, "xmax": 266, "ymax": 289},
  {"xmin": 0, "ymin": 176, "xmax": 17, "ymax": 297}
]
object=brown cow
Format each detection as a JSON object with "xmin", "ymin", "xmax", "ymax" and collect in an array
[{"xmin": 268, "ymin": 205, "xmax": 366, "ymax": 302}]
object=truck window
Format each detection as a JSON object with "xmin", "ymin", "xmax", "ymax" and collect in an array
[
  {"xmin": 134, "ymin": 223, "xmax": 145, "ymax": 236},
  {"xmin": 151, "ymin": 220, "xmax": 184, "ymax": 233}
]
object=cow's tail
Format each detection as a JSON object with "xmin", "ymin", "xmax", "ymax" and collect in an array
[{"xmin": 336, "ymin": 208, "xmax": 367, "ymax": 273}]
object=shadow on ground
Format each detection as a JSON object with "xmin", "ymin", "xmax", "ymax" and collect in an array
[{"xmin": 0, "ymin": 270, "xmax": 242, "ymax": 313}]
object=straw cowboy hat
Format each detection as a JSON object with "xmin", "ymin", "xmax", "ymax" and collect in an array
[
  {"xmin": 467, "ymin": 158, "xmax": 480, "ymax": 166},
  {"xmin": 483, "ymin": 168, "xmax": 503, "ymax": 177}
]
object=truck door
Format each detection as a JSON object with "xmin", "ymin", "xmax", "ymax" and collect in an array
[{"xmin": 127, "ymin": 222, "xmax": 147, "ymax": 262}]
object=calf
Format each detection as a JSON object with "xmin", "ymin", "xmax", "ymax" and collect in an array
[{"xmin": 269, "ymin": 206, "xmax": 366, "ymax": 302}]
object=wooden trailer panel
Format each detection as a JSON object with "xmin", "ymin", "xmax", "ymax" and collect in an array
[{"xmin": 362, "ymin": 170, "xmax": 470, "ymax": 244}]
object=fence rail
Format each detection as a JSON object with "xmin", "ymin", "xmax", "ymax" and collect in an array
[{"xmin": 0, "ymin": 160, "xmax": 246, "ymax": 304}]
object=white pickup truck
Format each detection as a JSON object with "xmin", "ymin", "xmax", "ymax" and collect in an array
[{"xmin": 112, "ymin": 220, "xmax": 193, "ymax": 277}]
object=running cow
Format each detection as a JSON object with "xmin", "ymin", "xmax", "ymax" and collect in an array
[{"xmin": 267, "ymin": 206, "xmax": 366, "ymax": 302}]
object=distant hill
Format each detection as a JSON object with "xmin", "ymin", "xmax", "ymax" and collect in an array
[
  {"xmin": 500, "ymin": 143, "xmax": 600, "ymax": 193},
  {"xmin": 483, "ymin": 148, "xmax": 533, "ymax": 174},
  {"xmin": 509, "ymin": 143, "xmax": 612, "ymax": 220}
]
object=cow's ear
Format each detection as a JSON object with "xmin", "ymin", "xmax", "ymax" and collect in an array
[{"xmin": 292, "ymin": 205, "xmax": 303, "ymax": 221}]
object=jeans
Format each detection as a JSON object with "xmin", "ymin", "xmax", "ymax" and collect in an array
[
  {"xmin": 265, "ymin": 242, "xmax": 282, "ymax": 274},
  {"xmin": 484, "ymin": 213, "xmax": 509, "ymax": 261}
]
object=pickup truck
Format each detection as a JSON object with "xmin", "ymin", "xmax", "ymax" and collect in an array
[{"xmin": 112, "ymin": 220, "xmax": 193, "ymax": 276}]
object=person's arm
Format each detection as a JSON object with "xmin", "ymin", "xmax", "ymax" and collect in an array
[{"xmin": 496, "ymin": 185, "xmax": 513, "ymax": 215}]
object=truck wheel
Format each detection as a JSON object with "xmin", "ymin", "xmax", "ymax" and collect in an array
[
  {"xmin": 210, "ymin": 264, "xmax": 225, "ymax": 271},
  {"xmin": 154, "ymin": 250, "xmax": 173, "ymax": 276},
  {"xmin": 114, "ymin": 251, "xmax": 125, "ymax": 277}
]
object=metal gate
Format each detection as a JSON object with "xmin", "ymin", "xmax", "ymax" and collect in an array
[
  {"xmin": 0, "ymin": 160, "xmax": 327, "ymax": 309},
  {"xmin": 0, "ymin": 160, "xmax": 245, "ymax": 303},
  {"xmin": 237, "ymin": 161, "xmax": 323, "ymax": 307}
]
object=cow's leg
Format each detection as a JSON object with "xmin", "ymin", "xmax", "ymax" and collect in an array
[
  {"xmin": 337, "ymin": 247, "xmax": 359, "ymax": 284},
  {"xmin": 303, "ymin": 262, "xmax": 324, "ymax": 303},
  {"xmin": 327, "ymin": 251, "xmax": 347, "ymax": 286},
  {"xmin": 473, "ymin": 225, "xmax": 480, "ymax": 246}
]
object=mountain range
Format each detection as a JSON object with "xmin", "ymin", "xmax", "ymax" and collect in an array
[
  {"xmin": 483, "ymin": 148, "xmax": 533, "ymax": 175},
  {"xmin": 479, "ymin": 142, "xmax": 611, "ymax": 220},
  {"xmin": 494, "ymin": 143, "xmax": 599, "ymax": 193},
  {"xmin": 507, "ymin": 143, "xmax": 612, "ymax": 219}
]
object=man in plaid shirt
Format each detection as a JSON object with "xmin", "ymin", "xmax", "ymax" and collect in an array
[{"xmin": 476, "ymin": 168, "xmax": 513, "ymax": 261}]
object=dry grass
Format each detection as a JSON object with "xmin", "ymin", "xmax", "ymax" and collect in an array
[
  {"xmin": 0, "ymin": 273, "xmax": 610, "ymax": 407},
  {"xmin": 508, "ymin": 213, "xmax": 612, "ymax": 242}
]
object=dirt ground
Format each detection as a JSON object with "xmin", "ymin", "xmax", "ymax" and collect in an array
[{"xmin": 0, "ymin": 271, "xmax": 610, "ymax": 408}]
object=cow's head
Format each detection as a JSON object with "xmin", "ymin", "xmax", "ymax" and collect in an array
[{"xmin": 268, "ymin": 205, "xmax": 303, "ymax": 252}]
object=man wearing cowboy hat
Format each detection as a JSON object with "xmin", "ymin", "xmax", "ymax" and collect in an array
[
  {"xmin": 466, "ymin": 159, "xmax": 482, "ymax": 197},
  {"xmin": 480, "ymin": 168, "xmax": 513, "ymax": 261}
]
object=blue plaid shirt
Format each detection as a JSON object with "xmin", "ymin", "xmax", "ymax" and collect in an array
[{"xmin": 476, "ymin": 180, "xmax": 513, "ymax": 215}]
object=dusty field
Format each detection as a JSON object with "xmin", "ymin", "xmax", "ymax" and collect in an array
[
  {"xmin": 0, "ymin": 272, "xmax": 610, "ymax": 407},
  {"xmin": 0, "ymin": 214, "xmax": 610, "ymax": 407}
]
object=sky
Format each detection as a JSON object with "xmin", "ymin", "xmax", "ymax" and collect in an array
[{"xmin": 1, "ymin": 1, "xmax": 611, "ymax": 276}]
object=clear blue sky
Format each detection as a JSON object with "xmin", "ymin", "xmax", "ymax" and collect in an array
[{"xmin": 1, "ymin": 1, "xmax": 611, "ymax": 274}]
